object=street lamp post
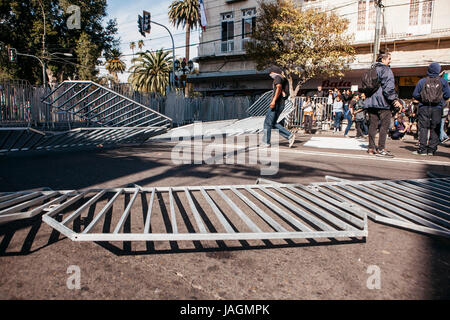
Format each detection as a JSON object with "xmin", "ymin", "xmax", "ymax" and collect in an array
[
  {"xmin": 149, "ymin": 20, "xmax": 176, "ymax": 89},
  {"xmin": 174, "ymin": 58, "xmax": 194, "ymax": 90},
  {"xmin": 16, "ymin": 52, "xmax": 46, "ymax": 87}
]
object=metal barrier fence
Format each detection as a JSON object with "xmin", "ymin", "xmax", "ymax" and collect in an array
[
  {"xmin": 290, "ymin": 97, "xmax": 334, "ymax": 130},
  {"xmin": 0, "ymin": 82, "xmax": 258, "ymax": 127}
]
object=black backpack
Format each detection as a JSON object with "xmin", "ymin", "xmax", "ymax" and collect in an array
[
  {"xmin": 360, "ymin": 65, "xmax": 380, "ymax": 97},
  {"xmin": 421, "ymin": 77, "xmax": 443, "ymax": 105}
]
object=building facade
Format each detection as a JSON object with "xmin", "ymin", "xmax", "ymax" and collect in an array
[{"xmin": 188, "ymin": 0, "xmax": 450, "ymax": 98}]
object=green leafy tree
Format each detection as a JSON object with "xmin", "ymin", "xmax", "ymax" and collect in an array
[
  {"xmin": 137, "ymin": 40, "xmax": 144, "ymax": 52},
  {"xmin": 0, "ymin": 0, "xmax": 119, "ymax": 85},
  {"xmin": 75, "ymin": 32, "xmax": 99, "ymax": 80},
  {"xmin": 168, "ymin": 0, "xmax": 200, "ymax": 62},
  {"xmin": 105, "ymin": 49, "xmax": 126, "ymax": 84},
  {"xmin": 129, "ymin": 41, "xmax": 136, "ymax": 58},
  {"xmin": 246, "ymin": 0, "xmax": 355, "ymax": 97},
  {"xmin": 128, "ymin": 50, "xmax": 172, "ymax": 95}
]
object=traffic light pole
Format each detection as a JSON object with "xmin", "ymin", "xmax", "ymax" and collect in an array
[
  {"xmin": 149, "ymin": 20, "xmax": 176, "ymax": 89},
  {"xmin": 17, "ymin": 52, "xmax": 46, "ymax": 88}
]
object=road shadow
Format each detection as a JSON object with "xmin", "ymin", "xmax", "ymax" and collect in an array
[
  {"xmin": 0, "ymin": 215, "xmax": 65, "ymax": 257},
  {"xmin": 93, "ymin": 237, "xmax": 367, "ymax": 257}
]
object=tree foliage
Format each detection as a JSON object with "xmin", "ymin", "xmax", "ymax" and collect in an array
[
  {"xmin": 105, "ymin": 49, "xmax": 126, "ymax": 84},
  {"xmin": 128, "ymin": 50, "xmax": 172, "ymax": 95},
  {"xmin": 246, "ymin": 0, "xmax": 355, "ymax": 97},
  {"xmin": 0, "ymin": 0, "xmax": 120, "ymax": 84},
  {"xmin": 168, "ymin": 0, "xmax": 200, "ymax": 61}
]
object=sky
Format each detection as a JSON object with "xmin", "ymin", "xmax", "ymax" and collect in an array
[{"xmin": 102, "ymin": 0, "xmax": 201, "ymax": 82}]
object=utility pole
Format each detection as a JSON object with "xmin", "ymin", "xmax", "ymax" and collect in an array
[
  {"xmin": 373, "ymin": 0, "xmax": 383, "ymax": 64},
  {"xmin": 37, "ymin": 0, "xmax": 47, "ymax": 87}
]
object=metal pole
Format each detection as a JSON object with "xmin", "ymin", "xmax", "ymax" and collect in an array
[
  {"xmin": 37, "ymin": 0, "xmax": 47, "ymax": 87},
  {"xmin": 149, "ymin": 20, "xmax": 176, "ymax": 89},
  {"xmin": 17, "ymin": 52, "xmax": 46, "ymax": 88},
  {"xmin": 373, "ymin": 0, "xmax": 383, "ymax": 63}
]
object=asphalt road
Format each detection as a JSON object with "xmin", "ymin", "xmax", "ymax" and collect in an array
[{"xmin": 0, "ymin": 132, "xmax": 449, "ymax": 301}]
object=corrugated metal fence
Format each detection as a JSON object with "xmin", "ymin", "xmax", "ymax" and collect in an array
[{"xmin": 0, "ymin": 82, "xmax": 257, "ymax": 127}]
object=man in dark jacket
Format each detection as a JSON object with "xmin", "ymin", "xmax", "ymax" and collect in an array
[
  {"xmin": 364, "ymin": 51, "xmax": 402, "ymax": 157},
  {"xmin": 262, "ymin": 66, "xmax": 295, "ymax": 148},
  {"xmin": 412, "ymin": 62, "xmax": 450, "ymax": 155}
]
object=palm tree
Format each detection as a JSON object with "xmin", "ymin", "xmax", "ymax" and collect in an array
[
  {"xmin": 129, "ymin": 41, "xmax": 136, "ymax": 58},
  {"xmin": 168, "ymin": 0, "xmax": 200, "ymax": 62},
  {"xmin": 128, "ymin": 50, "xmax": 172, "ymax": 95},
  {"xmin": 137, "ymin": 40, "xmax": 144, "ymax": 52},
  {"xmin": 105, "ymin": 49, "xmax": 126, "ymax": 84}
]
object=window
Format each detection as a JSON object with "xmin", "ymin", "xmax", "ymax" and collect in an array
[
  {"xmin": 408, "ymin": 0, "xmax": 433, "ymax": 34},
  {"xmin": 357, "ymin": 0, "xmax": 376, "ymax": 32},
  {"xmin": 242, "ymin": 8, "xmax": 256, "ymax": 50},
  {"xmin": 409, "ymin": 0, "xmax": 419, "ymax": 26},
  {"xmin": 221, "ymin": 12, "xmax": 234, "ymax": 52},
  {"xmin": 357, "ymin": 0, "xmax": 366, "ymax": 31},
  {"xmin": 421, "ymin": 0, "xmax": 433, "ymax": 25}
]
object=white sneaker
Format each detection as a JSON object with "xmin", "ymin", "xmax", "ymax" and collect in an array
[
  {"xmin": 289, "ymin": 134, "xmax": 295, "ymax": 148},
  {"xmin": 260, "ymin": 142, "xmax": 271, "ymax": 148}
]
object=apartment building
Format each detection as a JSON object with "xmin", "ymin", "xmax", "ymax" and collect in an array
[{"xmin": 188, "ymin": 0, "xmax": 450, "ymax": 98}]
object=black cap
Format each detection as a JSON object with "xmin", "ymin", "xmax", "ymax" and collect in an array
[{"xmin": 268, "ymin": 66, "xmax": 283, "ymax": 74}]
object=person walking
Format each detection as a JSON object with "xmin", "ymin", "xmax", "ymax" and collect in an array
[
  {"xmin": 364, "ymin": 51, "xmax": 402, "ymax": 157},
  {"xmin": 333, "ymin": 95, "xmax": 344, "ymax": 133},
  {"xmin": 412, "ymin": 62, "xmax": 450, "ymax": 155},
  {"xmin": 262, "ymin": 66, "xmax": 295, "ymax": 148},
  {"xmin": 343, "ymin": 90, "xmax": 354, "ymax": 137}
]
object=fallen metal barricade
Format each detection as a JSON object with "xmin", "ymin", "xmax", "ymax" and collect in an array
[
  {"xmin": 3, "ymin": 177, "xmax": 448, "ymax": 240},
  {"xmin": 41, "ymin": 81, "xmax": 172, "ymax": 128},
  {"xmin": 0, "ymin": 188, "xmax": 63, "ymax": 224},
  {"xmin": 0, "ymin": 126, "xmax": 166, "ymax": 154},
  {"xmin": 246, "ymin": 91, "xmax": 294, "ymax": 122},
  {"xmin": 309, "ymin": 177, "xmax": 450, "ymax": 238},
  {"xmin": 36, "ymin": 182, "xmax": 368, "ymax": 242}
]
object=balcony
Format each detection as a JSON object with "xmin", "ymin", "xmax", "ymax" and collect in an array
[{"xmin": 198, "ymin": 38, "xmax": 248, "ymax": 58}]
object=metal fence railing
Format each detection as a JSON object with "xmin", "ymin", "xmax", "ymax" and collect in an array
[
  {"xmin": 0, "ymin": 81, "xmax": 261, "ymax": 128},
  {"xmin": 290, "ymin": 97, "xmax": 334, "ymax": 130}
]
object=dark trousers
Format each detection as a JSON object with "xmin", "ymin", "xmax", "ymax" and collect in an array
[
  {"xmin": 355, "ymin": 120, "xmax": 365, "ymax": 137},
  {"xmin": 304, "ymin": 115, "xmax": 313, "ymax": 133},
  {"xmin": 418, "ymin": 106, "xmax": 442, "ymax": 153},
  {"xmin": 368, "ymin": 108, "xmax": 392, "ymax": 151},
  {"xmin": 389, "ymin": 129, "xmax": 405, "ymax": 140}
]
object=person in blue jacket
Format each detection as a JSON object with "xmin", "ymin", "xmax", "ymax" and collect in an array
[
  {"xmin": 364, "ymin": 51, "xmax": 402, "ymax": 157},
  {"xmin": 412, "ymin": 62, "xmax": 450, "ymax": 155}
]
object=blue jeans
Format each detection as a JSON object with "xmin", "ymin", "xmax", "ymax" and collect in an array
[
  {"xmin": 334, "ymin": 112, "xmax": 342, "ymax": 131},
  {"xmin": 440, "ymin": 117, "xmax": 448, "ymax": 141},
  {"xmin": 263, "ymin": 102, "xmax": 292, "ymax": 144},
  {"xmin": 344, "ymin": 111, "xmax": 353, "ymax": 136}
]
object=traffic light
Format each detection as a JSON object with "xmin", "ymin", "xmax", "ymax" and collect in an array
[
  {"xmin": 137, "ymin": 15, "xmax": 145, "ymax": 37},
  {"xmin": 8, "ymin": 48, "xmax": 17, "ymax": 63},
  {"xmin": 143, "ymin": 11, "xmax": 151, "ymax": 34}
]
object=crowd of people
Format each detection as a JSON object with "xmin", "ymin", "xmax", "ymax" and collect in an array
[{"xmin": 264, "ymin": 52, "xmax": 450, "ymax": 157}]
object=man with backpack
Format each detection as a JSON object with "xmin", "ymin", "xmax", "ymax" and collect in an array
[
  {"xmin": 412, "ymin": 62, "xmax": 450, "ymax": 155},
  {"xmin": 261, "ymin": 66, "xmax": 295, "ymax": 148},
  {"xmin": 362, "ymin": 51, "xmax": 402, "ymax": 157}
]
